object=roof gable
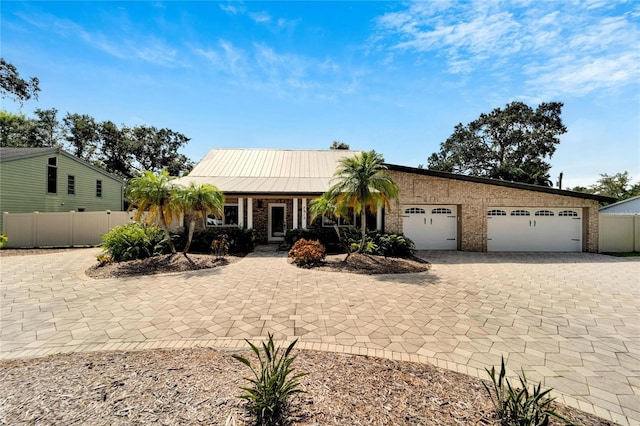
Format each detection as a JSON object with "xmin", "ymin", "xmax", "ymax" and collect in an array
[
  {"xmin": 0, "ymin": 147, "xmax": 124, "ymax": 184},
  {"xmin": 179, "ymin": 148, "xmax": 362, "ymax": 194},
  {"xmin": 189, "ymin": 148, "xmax": 361, "ymax": 178}
]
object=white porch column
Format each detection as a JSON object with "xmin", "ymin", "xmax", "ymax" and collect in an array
[
  {"xmin": 376, "ymin": 205, "xmax": 383, "ymax": 231},
  {"xmin": 238, "ymin": 197, "xmax": 244, "ymax": 228},
  {"xmin": 247, "ymin": 198, "xmax": 253, "ymax": 229},
  {"xmin": 302, "ymin": 198, "xmax": 308, "ymax": 229},
  {"xmin": 293, "ymin": 198, "xmax": 298, "ymax": 229}
]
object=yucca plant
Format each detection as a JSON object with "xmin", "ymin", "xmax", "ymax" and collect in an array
[
  {"xmin": 484, "ymin": 357, "xmax": 572, "ymax": 426},
  {"xmin": 233, "ymin": 333, "xmax": 306, "ymax": 426}
]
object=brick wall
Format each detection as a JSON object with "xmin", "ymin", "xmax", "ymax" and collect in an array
[{"xmin": 385, "ymin": 171, "xmax": 601, "ymax": 252}]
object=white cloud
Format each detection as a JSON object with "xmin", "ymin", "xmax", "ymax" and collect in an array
[
  {"xmin": 373, "ymin": 1, "xmax": 640, "ymax": 98},
  {"xmin": 17, "ymin": 12, "xmax": 179, "ymax": 66},
  {"xmin": 192, "ymin": 40, "xmax": 247, "ymax": 75},
  {"xmin": 249, "ymin": 11, "xmax": 271, "ymax": 24},
  {"xmin": 219, "ymin": 3, "xmax": 244, "ymax": 15}
]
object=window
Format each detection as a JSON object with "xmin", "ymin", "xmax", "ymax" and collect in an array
[
  {"xmin": 404, "ymin": 207, "xmax": 426, "ymax": 214},
  {"xmin": 47, "ymin": 157, "xmax": 57, "ymax": 194},
  {"xmin": 535, "ymin": 210, "xmax": 554, "ymax": 216},
  {"xmin": 431, "ymin": 207, "xmax": 452, "ymax": 215},
  {"xmin": 322, "ymin": 207, "xmax": 359, "ymax": 227},
  {"xmin": 510, "ymin": 209, "xmax": 530, "ymax": 216},
  {"xmin": 96, "ymin": 180, "xmax": 102, "ymax": 198},
  {"xmin": 558, "ymin": 210, "xmax": 578, "ymax": 217},
  {"xmin": 207, "ymin": 205, "xmax": 239, "ymax": 226},
  {"xmin": 322, "ymin": 212, "xmax": 353, "ymax": 227},
  {"xmin": 487, "ymin": 209, "xmax": 507, "ymax": 216},
  {"xmin": 67, "ymin": 175, "xmax": 75, "ymax": 195}
]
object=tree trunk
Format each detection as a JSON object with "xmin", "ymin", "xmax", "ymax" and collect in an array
[
  {"xmin": 184, "ymin": 219, "xmax": 196, "ymax": 254},
  {"xmin": 358, "ymin": 209, "xmax": 367, "ymax": 253},
  {"xmin": 159, "ymin": 210, "xmax": 176, "ymax": 254},
  {"xmin": 333, "ymin": 223, "xmax": 351, "ymax": 261}
]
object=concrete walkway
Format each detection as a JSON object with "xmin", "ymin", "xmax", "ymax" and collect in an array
[{"xmin": 1, "ymin": 247, "xmax": 639, "ymax": 425}]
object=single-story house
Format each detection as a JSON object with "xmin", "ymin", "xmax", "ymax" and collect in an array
[
  {"xmin": 599, "ymin": 195, "xmax": 640, "ymax": 214},
  {"xmin": 177, "ymin": 148, "xmax": 614, "ymax": 252},
  {"xmin": 0, "ymin": 147, "xmax": 125, "ymax": 232}
]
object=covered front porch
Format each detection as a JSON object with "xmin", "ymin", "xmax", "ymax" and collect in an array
[{"xmin": 210, "ymin": 195, "xmax": 384, "ymax": 244}]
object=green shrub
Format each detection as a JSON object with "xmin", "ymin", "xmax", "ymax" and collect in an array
[
  {"xmin": 371, "ymin": 232, "xmax": 415, "ymax": 257},
  {"xmin": 484, "ymin": 357, "xmax": 570, "ymax": 426},
  {"xmin": 285, "ymin": 228, "xmax": 414, "ymax": 258},
  {"xmin": 288, "ymin": 238, "xmax": 326, "ymax": 267},
  {"xmin": 233, "ymin": 333, "xmax": 306, "ymax": 426},
  {"xmin": 0, "ymin": 234, "xmax": 7, "ymax": 249},
  {"xmin": 100, "ymin": 223, "xmax": 168, "ymax": 262},
  {"xmin": 174, "ymin": 228, "xmax": 254, "ymax": 254}
]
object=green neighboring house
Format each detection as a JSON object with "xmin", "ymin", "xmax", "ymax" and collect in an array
[{"xmin": 0, "ymin": 147, "xmax": 124, "ymax": 232}]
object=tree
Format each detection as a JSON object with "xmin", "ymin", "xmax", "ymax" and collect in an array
[
  {"xmin": 0, "ymin": 111, "xmax": 33, "ymax": 147},
  {"xmin": 63, "ymin": 113, "xmax": 100, "ymax": 161},
  {"xmin": 126, "ymin": 170, "xmax": 180, "ymax": 254},
  {"xmin": 573, "ymin": 171, "xmax": 640, "ymax": 200},
  {"xmin": 0, "ymin": 58, "xmax": 40, "ymax": 105},
  {"xmin": 323, "ymin": 150, "xmax": 399, "ymax": 253},
  {"xmin": 428, "ymin": 101, "xmax": 566, "ymax": 186},
  {"xmin": 309, "ymin": 194, "xmax": 352, "ymax": 257},
  {"xmin": 33, "ymin": 108, "xmax": 60, "ymax": 147},
  {"xmin": 330, "ymin": 140, "xmax": 350, "ymax": 150},
  {"xmin": 173, "ymin": 182, "xmax": 224, "ymax": 254},
  {"xmin": 128, "ymin": 125, "xmax": 194, "ymax": 176},
  {"xmin": 98, "ymin": 121, "xmax": 135, "ymax": 179}
]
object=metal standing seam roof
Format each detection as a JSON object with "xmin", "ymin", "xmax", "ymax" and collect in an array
[{"xmin": 177, "ymin": 149, "xmax": 362, "ymax": 194}]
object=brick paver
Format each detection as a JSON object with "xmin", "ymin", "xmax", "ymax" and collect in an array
[{"xmin": 1, "ymin": 247, "xmax": 639, "ymax": 425}]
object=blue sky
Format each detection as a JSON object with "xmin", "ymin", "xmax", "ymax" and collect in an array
[{"xmin": 2, "ymin": 1, "xmax": 639, "ymax": 188}]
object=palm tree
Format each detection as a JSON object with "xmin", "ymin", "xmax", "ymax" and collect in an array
[
  {"xmin": 126, "ymin": 170, "xmax": 180, "ymax": 254},
  {"xmin": 173, "ymin": 182, "xmax": 225, "ymax": 254},
  {"xmin": 325, "ymin": 150, "xmax": 399, "ymax": 253},
  {"xmin": 309, "ymin": 193, "xmax": 351, "ymax": 257}
]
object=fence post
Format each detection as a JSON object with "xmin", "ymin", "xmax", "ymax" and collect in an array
[
  {"xmin": 33, "ymin": 212, "xmax": 39, "ymax": 247},
  {"xmin": 69, "ymin": 210, "xmax": 75, "ymax": 247}
]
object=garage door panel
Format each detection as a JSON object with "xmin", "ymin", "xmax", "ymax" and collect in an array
[
  {"xmin": 488, "ymin": 208, "xmax": 582, "ymax": 252},
  {"xmin": 402, "ymin": 205, "xmax": 457, "ymax": 250}
]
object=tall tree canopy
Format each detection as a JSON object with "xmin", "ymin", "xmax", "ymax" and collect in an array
[
  {"xmin": 572, "ymin": 171, "xmax": 640, "ymax": 201},
  {"xmin": 0, "ymin": 58, "xmax": 40, "ymax": 105},
  {"xmin": 428, "ymin": 101, "xmax": 566, "ymax": 186},
  {"xmin": 0, "ymin": 108, "xmax": 194, "ymax": 178},
  {"xmin": 330, "ymin": 140, "xmax": 350, "ymax": 150}
]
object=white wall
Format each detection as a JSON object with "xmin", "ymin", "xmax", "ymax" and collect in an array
[
  {"xmin": 599, "ymin": 214, "xmax": 640, "ymax": 252},
  {"xmin": 2, "ymin": 211, "xmax": 133, "ymax": 248}
]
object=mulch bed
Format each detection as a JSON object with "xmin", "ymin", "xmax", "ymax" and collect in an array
[
  {"xmin": 0, "ymin": 347, "xmax": 613, "ymax": 426},
  {"xmin": 85, "ymin": 253, "xmax": 243, "ymax": 279},
  {"xmin": 308, "ymin": 253, "xmax": 431, "ymax": 274}
]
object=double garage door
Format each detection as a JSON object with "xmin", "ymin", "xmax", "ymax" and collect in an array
[
  {"xmin": 402, "ymin": 205, "xmax": 583, "ymax": 252},
  {"xmin": 487, "ymin": 207, "xmax": 582, "ymax": 252},
  {"xmin": 402, "ymin": 205, "xmax": 457, "ymax": 250}
]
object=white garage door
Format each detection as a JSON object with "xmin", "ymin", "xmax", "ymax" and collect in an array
[
  {"xmin": 402, "ymin": 205, "xmax": 457, "ymax": 250},
  {"xmin": 487, "ymin": 208, "xmax": 582, "ymax": 252}
]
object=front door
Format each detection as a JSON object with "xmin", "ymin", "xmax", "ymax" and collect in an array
[{"xmin": 268, "ymin": 204, "xmax": 286, "ymax": 242}]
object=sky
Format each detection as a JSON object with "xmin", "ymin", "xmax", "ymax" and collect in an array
[{"xmin": 2, "ymin": 0, "xmax": 639, "ymax": 189}]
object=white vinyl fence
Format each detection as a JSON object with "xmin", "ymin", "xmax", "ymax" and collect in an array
[
  {"xmin": 2, "ymin": 211, "xmax": 134, "ymax": 248},
  {"xmin": 599, "ymin": 214, "xmax": 640, "ymax": 253}
]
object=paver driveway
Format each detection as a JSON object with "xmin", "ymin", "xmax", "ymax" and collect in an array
[{"xmin": 1, "ymin": 247, "xmax": 639, "ymax": 425}]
